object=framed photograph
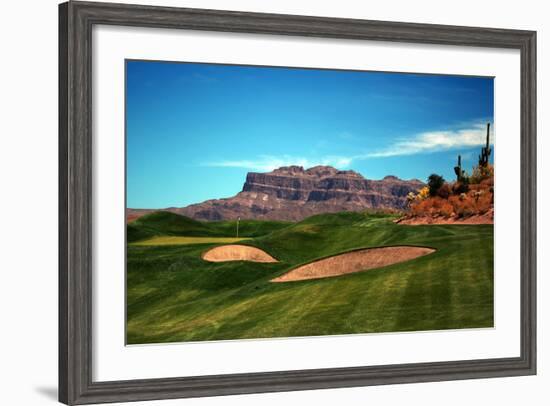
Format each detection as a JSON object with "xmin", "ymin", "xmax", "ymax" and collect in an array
[{"xmin": 59, "ymin": 1, "xmax": 536, "ymax": 404}]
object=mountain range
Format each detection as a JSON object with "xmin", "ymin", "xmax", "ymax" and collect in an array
[{"xmin": 127, "ymin": 165, "xmax": 424, "ymax": 222}]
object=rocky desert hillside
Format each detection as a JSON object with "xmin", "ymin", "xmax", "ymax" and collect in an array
[
  {"xmin": 397, "ymin": 124, "xmax": 494, "ymax": 225},
  {"xmin": 128, "ymin": 165, "xmax": 424, "ymax": 222}
]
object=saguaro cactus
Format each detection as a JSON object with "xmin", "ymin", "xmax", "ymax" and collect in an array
[
  {"xmin": 454, "ymin": 155, "xmax": 465, "ymax": 182},
  {"xmin": 478, "ymin": 122, "xmax": 492, "ymax": 167}
]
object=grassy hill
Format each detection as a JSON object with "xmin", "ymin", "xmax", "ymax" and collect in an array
[
  {"xmin": 127, "ymin": 211, "xmax": 291, "ymax": 243},
  {"xmin": 126, "ymin": 211, "xmax": 493, "ymax": 344}
]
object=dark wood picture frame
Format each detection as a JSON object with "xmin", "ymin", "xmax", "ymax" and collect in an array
[{"xmin": 59, "ymin": 1, "xmax": 537, "ymax": 404}]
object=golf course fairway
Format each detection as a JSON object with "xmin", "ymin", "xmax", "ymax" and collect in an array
[{"xmin": 127, "ymin": 211, "xmax": 493, "ymax": 344}]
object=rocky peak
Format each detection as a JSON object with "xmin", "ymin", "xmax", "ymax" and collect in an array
[
  {"xmin": 335, "ymin": 169, "xmax": 364, "ymax": 178},
  {"xmin": 167, "ymin": 166, "xmax": 425, "ymax": 221},
  {"xmin": 272, "ymin": 165, "xmax": 306, "ymax": 176},
  {"xmin": 304, "ymin": 165, "xmax": 340, "ymax": 178},
  {"xmin": 268, "ymin": 165, "xmax": 364, "ymax": 179},
  {"xmin": 382, "ymin": 175, "xmax": 400, "ymax": 181}
]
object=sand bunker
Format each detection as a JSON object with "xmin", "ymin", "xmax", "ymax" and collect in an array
[
  {"xmin": 202, "ymin": 244, "xmax": 278, "ymax": 263},
  {"xmin": 271, "ymin": 246, "xmax": 435, "ymax": 282}
]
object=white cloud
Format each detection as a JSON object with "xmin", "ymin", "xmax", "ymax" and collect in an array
[
  {"xmin": 202, "ymin": 122, "xmax": 493, "ymax": 171},
  {"xmin": 204, "ymin": 155, "xmax": 353, "ymax": 172},
  {"xmin": 366, "ymin": 122, "xmax": 493, "ymax": 158}
]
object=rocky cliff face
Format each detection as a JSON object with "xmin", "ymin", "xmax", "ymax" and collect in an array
[{"xmin": 167, "ymin": 165, "xmax": 424, "ymax": 221}]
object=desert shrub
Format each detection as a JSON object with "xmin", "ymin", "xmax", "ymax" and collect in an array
[
  {"xmin": 475, "ymin": 191, "xmax": 493, "ymax": 214},
  {"xmin": 448, "ymin": 190, "xmax": 493, "ymax": 218},
  {"xmin": 439, "ymin": 200, "xmax": 454, "ymax": 218},
  {"xmin": 480, "ymin": 176, "xmax": 494, "ymax": 188},
  {"xmin": 449, "ymin": 194, "xmax": 476, "ymax": 218},
  {"xmin": 470, "ymin": 163, "xmax": 494, "ymax": 184},
  {"xmin": 427, "ymin": 174, "xmax": 445, "ymax": 197},
  {"xmin": 437, "ymin": 183, "xmax": 452, "ymax": 199},
  {"xmin": 452, "ymin": 181, "xmax": 469, "ymax": 195},
  {"xmin": 469, "ymin": 184, "xmax": 484, "ymax": 192},
  {"xmin": 410, "ymin": 196, "xmax": 454, "ymax": 218},
  {"xmin": 410, "ymin": 198, "xmax": 431, "ymax": 217},
  {"xmin": 416, "ymin": 186, "xmax": 430, "ymax": 201}
]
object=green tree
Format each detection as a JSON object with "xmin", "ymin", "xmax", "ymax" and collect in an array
[{"xmin": 427, "ymin": 174, "xmax": 445, "ymax": 197}]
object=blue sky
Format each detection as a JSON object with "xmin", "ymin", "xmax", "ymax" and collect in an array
[{"xmin": 126, "ymin": 60, "xmax": 494, "ymax": 209}]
